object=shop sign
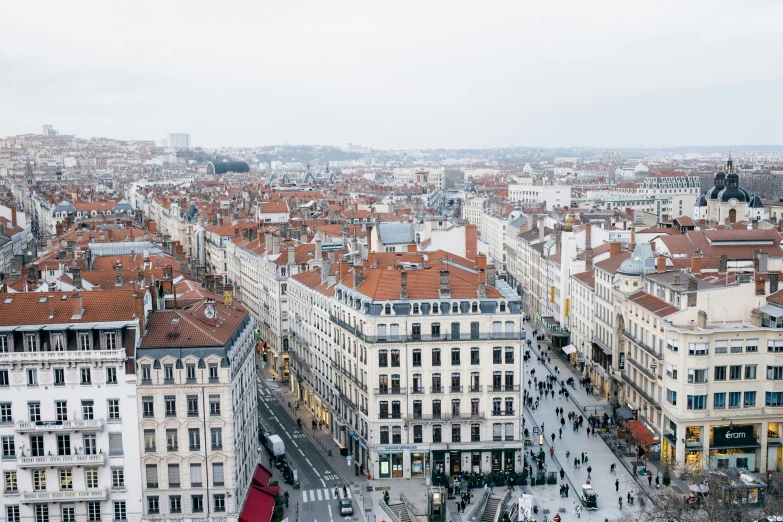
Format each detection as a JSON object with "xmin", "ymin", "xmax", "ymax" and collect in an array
[
  {"xmin": 619, "ymin": 352, "xmax": 625, "ymax": 370},
  {"xmin": 713, "ymin": 425, "xmax": 755, "ymax": 447},
  {"xmin": 35, "ymin": 421, "xmax": 63, "ymax": 430},
  {"xmin": 374, "ymin": 445, "xmax": 420, "ymax": 452}
]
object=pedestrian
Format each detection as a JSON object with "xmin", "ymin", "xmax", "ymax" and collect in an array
[
  {"xmin": 565, "ymin": 484, "xmax": 569, "ymax": 497},
  {"xmin": 587, "ymin": 465, "xmax": 592, "ymax": 480},
  {"xmin": 656, "ymin": 475, "xmax": 660, "ymax": 488},
  {"xmin": 580, "ymin": 452, "xmax": 584, "ymax": 463},
  {"xmin": 559, "ymin": 427, "xmax": 562, "ymax": 439},
  {"xmin": 560, "ymin": 484, "xmax": 565, "ymax": 498},
  {"xmin": 584, "ymin": 451, "xmax": 589, "ymax": 462},
  {"xmin": 461, "ymin": 500, "xmax": 466, "ymax": 513},
  {"xmin": 632, "ymin": 464, "xmax": 637, "ymax": 476},
  {"xmin": 586, "ymin": 427, "xmax": 591, "ymax": 438},
  {"xmin": 618, "ymin": 497, "xmax": 623, "ymax": 510},
  {"xmin": 627, "ymin": 491, "xmax": 632, "ymax": 505},
  {"xmin": 489, "ymin": 481, "xmax": 494, "ymax": 494},
  {"xmin": 574, "ymin": 457, "xmax": 578, "ymax": 470},
  {"xmin": 648, "ymin": 474, "xmax": 653, "ymax": 487},
  {"xmin": 456, "ymin": 500, "xmax": 461, "ymax": 513},
  {"xmin": 551, "ymin": 433, "xmax": 556, "ymax": 444},
  {"xmin": 560, "ymin": 469, "xmax": 565, "ymax": 481},
  {"xmin": 615, "ymin": 479, "xmax": 620, "ymax": 492},
  {"xmin": 576, "ymin": 505, "xmax": 581, "ymax": 519}
]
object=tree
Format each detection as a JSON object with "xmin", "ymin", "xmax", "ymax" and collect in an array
[{"xmin": 617, "ymin": 461, "xmax": 783, "ymax": 522}]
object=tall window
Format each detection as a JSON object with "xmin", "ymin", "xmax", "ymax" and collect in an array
[
  {"xmin": 59, "ymin": 469, "xmax": 73, "ymax": 490},
  {"xmin": 188, "ymin": 428, "xmax": 200, "ymax": 451},
  {"xmin": 57, "ymin": 434, "xmax": 71, "ymax": 456},
  {"xmin": 33, "ymin": 470, "xmax": 47, "ymax": 491},
  {"xmin": 186, "ymin": 363, "xmax": 196, "ymax": 382},
  {"xmin": 85, "ymin": 468, "xmax": 99, "ymax": 488},
  {"xmin": 212, "ymin": 463, "xmax": 225, "ymax": 487},
  {"xmin": 209, "ymin": 395, "xmax": 221, "ymax": 416},
  {"xmin": 192, "ymin": 495, "xmax": 204, "ymax": 513},
  {"xmin": 378, "ymin": 350, "xmax": 388, "ymax": 367},
  {"xmin": 107, "ymin": 399, "xmax": 120, "ymax": 420},
  {"xmin": 78, "ymin": 333, "xmax": 90, "ymax": 351},
  {"xmin": 190, "ymin": 464, "xmax": 203, "ymax": 487},
  {"xmin": 168, "ymin": 464, "xmax": 180, "ymax": 488},
  {"xmin": 470, "ymin": 347, "xmax": 480, "ymax": 365},
  {"xmin": 80, "ymin": 367, "xmax": 91, "ymax": 385},
  {"xmin": 451, "ymin": 348, "xmax": 460, "ymax": 365},
  {"xmin": 471, "ymin": 424, "xmax": 481, "ymax": 441},
  {"xmin": 106, "ymin": 367, "xmax": 117, "ymax": 385},
  {"xmin": 413, "ymin": 425, "xmax": 423, "ymax": 443},
  {"xmin": 167, "ymin": 429, "xmax": 178, "ymax": 451},
  {"xmin": 211, "ymin": 428, "xmax": 223, "ymax": 450},
  {"xmin": 112, "ymin": 468, "xmax": 125, "ymax": 489},
  {"xmin": 29, "ymin": 403, "xmax": 41, "ymax": 422},
  {"xmin": 392, "ymin": 426, "xmax": 401, "ymax": 444},
  {"xmin": 412, "ymin": 349, "xmax": 421, "ymax": 367},
  {"xmin": 34, "ymin": 505, "xmax": 48, "ymax": 522},
  {"xmin": 432, "ymin": 425, "xmax": 442, "ymax": 443},
  {"xmin": 87, "ymin": 502, "xmax": 101, "ymax": 521},
  {"xmin": 113, "ymin": 501, "xmax": 127, "ymax": 521},
  {"xmin": 55, "ymin": 401, "xmax": 68, "ymax": 420},
  {"xmin": 164, "ymin": 364, "xmax": 174, "ymax": 384},
  {"xmin": 25, "ymin": 334, "xmax": 38, "ymax": 352},
  {"xmin": 208, "ymin": 363, "xmax": 219, "ymax": 382},
  {"xmin": 142, "ymin": 397, "xmax": 154, "ymax": 418},
  {"xmin": 187, "ymin": 396, "xmax": 199, "ymax": 416},
  {"xmin": 146, "ymin": 464, "xmax": 158, "ymax": 488},
  {"xmin": 147, "ymin": 496, "xmax": 160, "ymax": 514},
  {"xmin": 53, "ymin": 368, "xmax": 65, "ymax": 386},
  {"xmin": 104, "ymin": 331, "xmax": 117, "ymax": 350},
  {"xmin": 431, "ymin": 348, "xmax": 441, "ymax": 366},
  {"xmin": 165, "ymin": 396, "xmax": 176, "ymax": 416},
  {"xmin": 451, "ymin": 424, "xmax": 461, "ymax": 442}
]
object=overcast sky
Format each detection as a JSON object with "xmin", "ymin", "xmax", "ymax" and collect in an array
[{"xmin": 2, "ymin": 1, "xmax": 782, "ymax": 149}]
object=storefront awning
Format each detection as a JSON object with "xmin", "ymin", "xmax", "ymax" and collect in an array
[
  {"xmin": 626, "ymin": 420, "xmax": 658, "ymax": 447},
  {"xmin": 562, "ymin": 344, "xmax": 576, "ymax": 355},
  {"xmin": 592, "ymin": 340, "xmax": 612, "ymax": 356},
  {"xmin": 616, "ymin": 406, "xmax": 635, "ymax": 421}
]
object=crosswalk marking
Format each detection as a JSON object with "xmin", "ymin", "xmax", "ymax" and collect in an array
[{"xmin": 300, "ymin": 488, "xmax": 352, "ymax": 503}]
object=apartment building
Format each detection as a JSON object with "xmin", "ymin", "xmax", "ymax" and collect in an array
[
  {"xmin": 329, "ymin": 256, "xmax": 525, "ymax": 479},
  {"xmin": 287, "ymin": 260, "xmax": 343, "ymax": 445},
  {"xmin": 136, "ymin": 289, "xmax": 257, "ymax": 522},
  {"xmin": 0, "ymin": 290, "xmax": 145, "ymax": 522}
]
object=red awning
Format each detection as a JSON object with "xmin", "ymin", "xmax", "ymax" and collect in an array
[
  {"xmin": 252, "ymin": 464, "xmax": 273, "ymax": 488},
  {"xmin": 239, "ymin": 484, "xmax": 279, "ymax": 522},
  {"xmin": 626, "ymin": 420, "xmax": 658, "ymax": 447}
]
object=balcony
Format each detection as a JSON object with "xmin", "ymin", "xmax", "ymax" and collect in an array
[
  {"xmin": 449, "ymin": 386, "xmax": 463, "ymax": 393},
  {"xmin": 18, "ymin": 453, "xmax": 106, "ymax": 468},
  {"xmin": 622, "ymin": 331, "xmax": 662, "ymax": 359},
  {"xmin": 621, "ymin": 373, "xmax": 660, "ymax": 409},
  {"xmin": 626, "ymin": 357, "xmax": 661, "ymax": 381},
  {"xmin": 491, "ymin": 410, "xmax": 516, "ymax": 417},
  {"xmin": 378, "ymin": 413, "xmax": 403, "ymax": 420},
  {"xmin": 374, "ymin": 387, "xmax": 403, "ymax": 396},
  {"xmin": 328, "ymin": 315, "xmax": 526, "ymax": 343},
  {"xmin": 20, "ymin": 487, "xmax": 109, "ymax": 504},
  {"xmin": 452, "ymin": 412, "xmax": 485, "ymax": 420},
  {"xmin": 410, "ymin": 387, "xmax": 425, "ymax": 394},
  {"xmin": 431, "ymin": 386, "xmax": 444, "ymax": 394},
  {"xmin": 487, "ymin": 385, "xmax": 520, "ymax": 392},
  {"xmin": 0, "ymin": 349, "xmax": 126, "ymax": 365},
  {"xmin": 468, "ymin": 385, "xmax": 483, "ymax": 393},
  {"xmin": 15, "ymin": 419, "xmax": 105, "ymax": 433}
]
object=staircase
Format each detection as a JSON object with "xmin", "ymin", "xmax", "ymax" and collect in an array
[
  {"xmin": 388, "ymin": 502, "xmax": 412, "ymax": 522},
  {"xmin": 481, "ymin": 496, "xmax": 501, "ymax": 522}
]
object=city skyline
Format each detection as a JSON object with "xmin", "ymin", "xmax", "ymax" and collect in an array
[{"xmin": 3, "ymin": 1, "xmax": 783, "ymax": 149}]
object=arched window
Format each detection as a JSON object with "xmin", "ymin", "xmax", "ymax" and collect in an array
[
  {"xmin": 729, "ymin": 208, "xmax": 737, "ymax": 224},
  {"xmin": 282, "ymin": 338, "xmax": 289, "ymax": 351}
]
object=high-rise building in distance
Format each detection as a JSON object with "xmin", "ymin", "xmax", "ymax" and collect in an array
[{"xmin": 167, "ymin": 133, "xmax": 191, "ymax": 149}]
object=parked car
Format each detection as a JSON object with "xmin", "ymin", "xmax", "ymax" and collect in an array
[{"xmin": 338, "ymin": 499, "xmax": 353, "ymax": 516}]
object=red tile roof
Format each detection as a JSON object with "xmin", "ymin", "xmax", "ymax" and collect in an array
[
  {"xmin": 0, "ymin": 290, "xmax": 137, "ymax": 325},
  {"xmin": 572, "ymin": 270, "xmax": 595, "ymax": 289},
  {"xmin": 627, "ymin": 291, "xmax": 680, "ymax": 318},
  {"xmin": 355, "ymin": 268, "xmax": 503, "ymax": 300},
  {"xmin": 141, "ymin": 297, "xmax": 248, "ymax": 348}
]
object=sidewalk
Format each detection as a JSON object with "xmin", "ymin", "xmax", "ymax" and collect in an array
[{"xmin": 522, "ymin": 321, "xmax": 689, "ymax": 498}]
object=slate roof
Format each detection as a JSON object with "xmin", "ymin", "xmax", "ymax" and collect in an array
[{"xmin": 378, "ymin": 222, "xmax": 415, "ymax": 245}]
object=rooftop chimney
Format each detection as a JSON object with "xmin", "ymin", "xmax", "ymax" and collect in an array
[
  {"xmin": 138, "ymin": 270, "xmax": 145, "ymax": 286},
  {"xmin": 691, "ymin": 249, "xmax": 702, "ymax": 274},
  {"xmin": 697, "ymin": 310, "xmax": 707, "ymax": 329},
  {"xmin": 134, "ymin": 291, "xmax": 146, "ymax": 337},
  {"xmin": 673, "ymin": 272, "xmax": 681, "ymax": 285},
  {"xmin": 205, "ymin": 274, "xmax": 215, "ymax": 293},
  {"xmin": 353, "ymin": 264, "xmax": 364, "ymax": 288},
  {"xmin": 609, "ymin": 242, "xmax": 622, "ymax": 258},
  {"xmin": 72, "ymin": 267, "xmax": 83, "ymax": 290},
  {"xmin": 770, "ymin": 273, "xmax": 779, "ymax": 294},
  {"xmin": 657, "ymin": 256, "xmax": 666, "ymax": 273},
  {"xmin": 400, "ymin": 270, "xmax": 408, "ymax": 299},
  {"xmin": 629, "ymin": 227, "xmax": 636, "ymax": 250},
  {"xmin": 584, "ymin": 224, "xmax": 594, "ymax": 271},
  {"xmin": 756, "ymin": 276, "xmax": 766, "ymax": 296},
  {"xmin": 687, "ymin": 277, "xmax": 698, "ymax": 307},
  {"xmin": 477, "ymin": 282, "xmax": 486, "ymax": 298},
  {"xmin": 718, "ymin": 255, "xmax": 728, "ymax": 274},
  {"xmin": 71, "ymin": 292, "xmax": 84, "ymax": 319},
  {"xmin": 287, "ymin": 245, "xmax": 296, "ymax": 266},
  {"xmin": 650, "ymin": 239, "xmax": 656, "ymax": 252},
  {"xmin": 271, "ymin": 234, "xmax": 280, "ymax": 255},
  {"xmin": 758, "ymin": 251, "xmax": 769, "ymax": 274},
  {"xmin": 555, "ymin": 224, "xmax": 562, "ymax": 257},
  {"xmin": 439, "ymin": 269, "xmax": 450, "ymax": 297},
  {"xmin": 486, "ymin": 264, "xmax": 497, "ymax": 287},
  {"xmin": 114, "ymin": 261, "xmax": 123, "ymax": 286},
  {"xmin": 321, "ymin": 259, "xmax": 332, "ymax": 284}
]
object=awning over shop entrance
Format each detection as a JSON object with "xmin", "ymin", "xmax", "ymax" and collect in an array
[
  {"xmin": 616, "ymin": 406, "xmax": 634, "ymax": 421},
  {"xmin": 562, "ymin": 344, "xmax": 576, "ymax": 355},
  {"xmin": 626, "ymin": 420, "xmax": 658, "ymax": 447}
]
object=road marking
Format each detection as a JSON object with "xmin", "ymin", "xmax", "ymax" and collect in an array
[
  {"xmin": 292, "ymin": 441, "xmax": 298, "ymax": 448},
  {"xmin": 310, "ymin": 490, "xmax": 316, "ymax": 502},
  {"xmin": 328, "ymin": 503, "xmax": 333, "ymax": 522},
  {"xmin": 306, "ymin": 458, "xmax": 313, "ymax": 466},
  {"xmin": 317, "ymin": 489, "xmax": 323, "ymax": 501},
  {"xmin": 320, "ymin": 477, "xmax": 326, "ymax": 487},
  {"xmin": 298, "ymin": 449, "xmax": 305, "ymax": 456}
]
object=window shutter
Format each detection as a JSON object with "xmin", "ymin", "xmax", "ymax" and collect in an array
[
  {"xmin": 190, "ymin": 464, "xmax": 202, "ymax": 485},
  {"xmin": 109, "ymin": 433, "xmax": 123, "ymax": 455},
  {"xmin": 168, "ymin": 464, "xmax": 180, "ymax": 486},
  {"xmin": 212, "ymin": 463, "xmax": 224, "ymax": 485},
  {"xmin": 146, "ymin": 464, "xmax": 158, "ymax": 486}
]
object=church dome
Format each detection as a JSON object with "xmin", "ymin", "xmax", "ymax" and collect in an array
[
  {"xmin": 696, "ymin": 196, "xmax": 708, "ymax": 207},
  {"xmin": 718, "ymin": 172, "xmax": 750, "ymax": 203},
  {"xmin": 619, "ymin": 255, "xmax": 645, "ymax": 276},
  {"xmin": 706, "ymin": 171, "xmax": 725, "ymax": 200}
]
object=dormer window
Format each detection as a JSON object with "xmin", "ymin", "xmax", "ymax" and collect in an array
[
  {"xmin": 51, "ymin": 333, "xmax": 65, "ymax": 352},
  {"xmin": 471, "ymin": 302, "xmax": 478, "ymax": 313},
  {"xmin": 433, "ymin": 303, "xmax": 439, "ymax": 314},
  {"xmin": 385, "ymin": 304, "xmax": 392, "ymax": 315},
  {"xmin": 452, "ymin": 302, "xmax": 459, "ymax": 313},
  {"xmin": 413, "ymin": 304, "xmax": 420, "ymax": 314},
  {"xmin": 500, "ymin": 302, "xmax": 506, "ymax": 312}
]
